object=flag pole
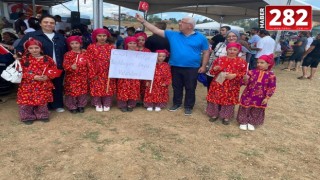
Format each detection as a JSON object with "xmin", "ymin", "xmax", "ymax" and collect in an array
[
  {"xmin": 106, "ymin": 78, "xmax": 110, "ymax": 93},
  {"xmin": 149, "ymin": 80, "xmax": 153, "ymax": 93}
]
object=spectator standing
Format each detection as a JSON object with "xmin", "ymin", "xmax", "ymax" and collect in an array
[
  {"xmin": 16, "ymin": 15, "xmax": 68, "ymax": 113},
  {"xmin": 283, "ymin": 31, "xmax": 308, "ymax": 71},
  {"xmin": 211, "ymin": 26, "xmax": 230, "ymax": 49},
  {"xmin": 248, "ymin": 27, "xmax": 261, "ymax": 69},
  {"xmin": 14, "ymin": 13, "xmax": 27, "ymax": 34},
  {"xmin": 145, "ymin": 21, "xmax": 170, "ymax": 62}
]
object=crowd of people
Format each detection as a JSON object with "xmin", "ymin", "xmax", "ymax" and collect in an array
[{"xmin": 1, "ymin": 12, "xmax": 320, "ymax": 131}]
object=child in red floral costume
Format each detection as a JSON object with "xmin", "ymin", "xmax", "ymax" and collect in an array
[
  {"xmin": 206, "ymin": 42, "xmax": 247, "ymax": 125},
  {"xmin": 116, "ymin": 37, "xmax": 140, "ymax": 112},
  {"xmin": 86, "ymin": 28, "xmax": 115, "ymax": 112},
  {"xmin": 17, "ymin": 38, "xmax": 58, "ymax": 125},
  {"xmin": 63, "ymin": 35, "xmax": 88, "ymax": 113},
  {"xmin": 144, "ymin": 49, "xmax": 171, "ymax": 112}
]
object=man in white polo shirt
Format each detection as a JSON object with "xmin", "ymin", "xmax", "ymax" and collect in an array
[{"xmin": 254, "ymin": 29, "xmax": 275, "ymax": 59}]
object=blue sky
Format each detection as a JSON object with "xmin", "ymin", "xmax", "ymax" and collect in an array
[{"xmin": 52, "ymin": 0, "xmax": 320, "ymax": 21}]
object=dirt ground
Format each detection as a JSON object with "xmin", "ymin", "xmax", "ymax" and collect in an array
[{"xmin": 0, "ymin": 64, "xmax": 320, "ymax": 180}]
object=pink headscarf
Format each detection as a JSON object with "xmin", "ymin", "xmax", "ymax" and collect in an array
[
  {"xmin": 23, "ymin": 37, "xmax": 42, "ymax": 49},
  {"xmin": 226, "ymin": 42, "xmax": 242, "ymax": 52},
  {"xmin": 258, "ymin": 54, "xmax": 274, "ymax": 70},
  {"xmin": 156, "ymin": 49, "xmax": 170, "ymax": 57},
  {"xmin": 91, "ymin": 28, "xmax": 111, "ymax": 43},
  {"xmin": 66, "ymin": 35, "xmax": 82, "ymax": 50},
  {"xmin": 124, "ymin": 36, "xmax": 138, "ymax": 50},
  {"xmin": 134, "ymin": 32, "xmax": 147, "ymax": 40}
]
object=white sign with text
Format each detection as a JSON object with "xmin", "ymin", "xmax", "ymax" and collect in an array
[{"xmin": 109, "ymin": 49, "xmax": 157, "ymax": 80}]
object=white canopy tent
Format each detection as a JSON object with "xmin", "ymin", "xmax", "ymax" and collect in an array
[{"xmin": 195, "ymin": 22, "xmax": 244, "ymax": 32}]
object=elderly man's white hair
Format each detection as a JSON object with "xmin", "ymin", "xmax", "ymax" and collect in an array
[{"xmin": 183, "ymin": 17, "xmax": 196, "ymax": 28}]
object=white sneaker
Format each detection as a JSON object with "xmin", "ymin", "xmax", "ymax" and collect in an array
[
  {"xmin": 103, "ymin": 106, "xmax": 110, "ymax": 111},
  {"xmin": 96, "ymin": 106, "xmax": 103, "ymax": 112},
  {"xmin": 239, "ymin": 124, "xmax": 248, "ymax": 130},
  {"xmin": 147, "ymin": 107, "xmax": 153, "ymax": 111},
  {"xmin": 56, "ymin": 108, "xmax": 65, "ymax": 113},
  {"xmin": 247, "ymin": 124, "xmax": 255, "ymax": 131},
  {"xmin": 155, "ymin": 107, "xmax": 161, "ymax": 112}
]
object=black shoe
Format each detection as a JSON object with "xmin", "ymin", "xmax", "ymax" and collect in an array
[
  {"xmin": 40, "ymin": 118, "xmax": 50, "ymax": 123},
  {"xmin": 78, "ymin": 107, "xmax": 85, "ymax": 113},
  {"xmin": 70, "ymin": 109, "xmax": 78, "ymax": 114},
  {"xmin": 222, "ymin": 119, "xmax": 230, "ymax": 125},
  {"xmin": 127, "ymin": 107, "xmax": 133, "ymax": 112},
  {"xmin": 120, "ymin": 108, "xmax": 128, "ymax": 112},
  {"xmin": 169, "ymin": 105, "xmax": 181, "ymax": 111},
  {"xmin": 184, "ymin": 108, "xmax": 192, "ymax": 116},
  {"xmin": 22, "ymin": 120, "xmax": 34, "ymax": 125},
  {"xmin": 209, "ymin": 117, "xmax": 218, "ymax": 122}
]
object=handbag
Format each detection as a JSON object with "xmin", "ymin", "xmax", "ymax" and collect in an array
[{"xmin": 1, "ymin": 59, "xmax": 23, "ymax": 83}]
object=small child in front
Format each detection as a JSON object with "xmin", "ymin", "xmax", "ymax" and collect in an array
[
  {"xmin": 206, "ymin": 42, "xmax": 247, "ymax": 125},
  {"xmin": 237, "ymin": 54, "xmax": 276, "ymax": 131},
  {"xmin": 144, "ymin": 49, "xmax": 171, "ymax": 111},
  {"xmin": 116, "ymin": 37, "xmax": 141, "ymax": 112},
  {"xmin": 63, "ymin": 35, "xmax": 88, "ymax": 113},
  {"xmin": 17, "ymin": 38, "xmax": 58, "ymax": 124}
]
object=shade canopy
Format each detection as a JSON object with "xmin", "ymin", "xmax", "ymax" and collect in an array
[
  {"xmin": 105, "ymin": 0, "xmax": 267, "ymax": 14},
  {"xmin": 106, "ymin": 0, "xmax": 320, "ymax": 22},
  {"xmin": 169, "ymin": 5, "xmax": 257, "ymax": 23}
]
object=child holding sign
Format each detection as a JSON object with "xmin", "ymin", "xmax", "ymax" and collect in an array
[
  {"xmin": 17, "ymin": 38, "xmax": 57, "ymax": 124},
  {"xmin": 206, "ymin": 42, "xmax": 247, "ymax": 125},
  {"xmin": 135, "ymin": 32, "xmax": 151, "ymax": 102},
  {"xmin": 117, "ymin": 37, "xmax": 141, "ymax": 112},
  {"xmin": 63, "ymin": 36, "xmax": 88, "ymax": 113},
  {"xmin": 237, "ymin": 54, "xmax": 276, "ymax": 131},
  {"xmin": 86, "ymin": 28, "xmax": 116, "ymax": 112},
  {"xmin": 144, "ymin": 49, "xmax": 171, "ymax": 111}
]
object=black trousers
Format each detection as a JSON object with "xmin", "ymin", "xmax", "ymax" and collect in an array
[
  {"xmin": 171, "ymin": 66, "xmax": 198, "ymax": 109},
  {"xmin": 48, "ymin": 75, "xmax": 64, "ymax": 109}
]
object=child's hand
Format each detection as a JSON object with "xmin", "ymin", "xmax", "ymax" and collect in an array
[
  {"xmin": 41, "ymin": 75, "xmax": 48, "ymax": 81},
  {"xmin": 34, "ymin": 75, "xmax": 42, "ymax": 81},
  {"xmin": 145, "ymin": 82, "xmax": 150, "ymax": 86},
  {"xmin": 161, "ymin": 83, "xmax": 166, "ymax": 86},
  {"xmin": 262, "ymin": 98, "xmax": 268, "ymax": 105},
  {"xmin": 243, "ymin": 75, "xmax": 249, "ymax": 81},
  {"xmin": 225, "ymin": 73, "xmax": 236, "ymax": 80},
  {"xmin": 213, "ymin": 66, "xmax": 221, "ymax": 71},
  {"xmin": 71, "ymin": 64, "xmax": 77, "ymax": 70}
]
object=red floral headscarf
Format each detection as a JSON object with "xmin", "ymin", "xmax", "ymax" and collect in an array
[
  {"xmin": 66, "ymin": 35, "xmax": 82, "ymax": 50},
  {"xmin": 91, "ymin": 28, "xmax": 111, "ymax": 43},
  {"xmin": 258, "ymin": 54, "xmax": 274, "ymax": 70},
  {"xmin": 156, "ymin": 49, "xmax": 170, "ymax": 57},
  {"xmin": 23, "ymin": 37, "xmax": 42, "ymax": 49},
  {"xmin": 134, "ymin": 32, "xmax": 147, "ymax": 40},
  {"xmin": 226, "ymin": 42, "xmax": 242, "ymax": 52},
  {"xmin": 124, "ymin": 36, "xmax": 138, "ymax": 50}
]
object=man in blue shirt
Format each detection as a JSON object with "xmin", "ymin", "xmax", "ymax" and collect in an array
[{"xmin": 136, "ymin": 14, "xmax": 210, "ymax": 115}]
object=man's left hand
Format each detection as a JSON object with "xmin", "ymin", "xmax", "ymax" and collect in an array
[{"xmin": 198, "ymin": 66, "xmax": 206, "ymax": 73}]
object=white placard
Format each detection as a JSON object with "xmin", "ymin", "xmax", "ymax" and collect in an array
[{"xmin": 109, "ymin": 49, "xmax": 157, "ymax": 80}]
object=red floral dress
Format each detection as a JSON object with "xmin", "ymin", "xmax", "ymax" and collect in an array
[
  {"xmin": 86, "ymin": 43, "xmax": 116, "ymax": 96},
  {"xmin": 17, "ymin": 55, "xmax": 56, "ymax": 106},
  {"xmin": 116, "ymin": 49, "xmax": 141, "ymax": 101},
  {"xmin": 207, "ymin": 56, "xmax": 247, "ymax": 105},
  {"xmin": 63, "ymin": 51, "xmax": 88, "ymax": 96},
  {"xmin": 138, "ymin": 47, "xmax": 151, "ymax": 96},
  {"xmin": 144, "ymin": 62, "xmax": 171, "ymax": 103}
]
